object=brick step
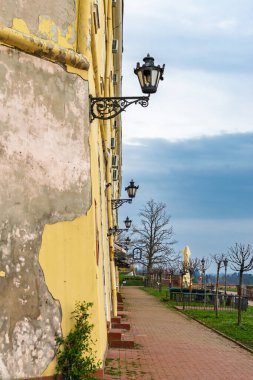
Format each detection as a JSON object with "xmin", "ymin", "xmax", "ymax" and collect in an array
[
  {"xmin": 111, "ymin": 316, "xmax": 121, "ymax": 324},
  {"xmin": 94, "ymin": 368, "xmax": 104, "ymax": 378},
  {"xmin": 111, "ymin": 322, "xmax": 131, "ymax": 331},
  {"xmin": 117, "ymin": 295, "xmax": 124, "ymax": 303},
  {"xmin": 117, "ymin": 305, "xmax": 124, "ymax": 311},
  {"xmin": 107, "ymin": 329, "xmax": 122, "ymax": 345},
  {"xmin": 109, "ymin": 339, "xmax": 134, "ymax": 349}
]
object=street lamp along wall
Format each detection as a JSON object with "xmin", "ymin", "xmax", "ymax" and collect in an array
[
  {"xmin": 134, "ymin": 54, "xmax": 164, "ymax": 94},
  {"xmin": 111, "ymin": 179, "xmax": 139, "ymax": 209},
  {"xmin": 107, "ymin": 216, "xmax": 132, "ymax": 236},
  {"xmin": 90, "ymin": 54, "xmax": 165, "ymax": 121},
  {"xmin": 125, "ymin": 179, "xmax": 139, "ymax": 198},
  {"xmin": 201, "ymin": 258, "xmax": 205, "ymax": 288},
  {"xmin": 124, "ymin": 216, "xmax": 132, "ymax": 229}
]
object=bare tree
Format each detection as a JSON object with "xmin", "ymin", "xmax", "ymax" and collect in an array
[
  {"xmin": 165, "ymin": 263, "xmax": 177, "ymax": 288},
  {"xmin": 132, "ymin": 199, "xmax": 177, "ymax": 284},
  {"xmin": 212, "ymin": 253, "xmax": 225, "ymax": 317},
  {"xmin": 228, "ymin": 243, "xmax": 253, "ymax": 325}
]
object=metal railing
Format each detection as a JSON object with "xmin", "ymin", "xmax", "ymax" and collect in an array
[{"xmin": 170, "ymin": 292, "xmax": 248, "ymax": 311}]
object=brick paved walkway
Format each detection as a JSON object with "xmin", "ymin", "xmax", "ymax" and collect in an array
[{"xmin": 104, "ymin": 286, "xmax": 253, "ymax": 380}]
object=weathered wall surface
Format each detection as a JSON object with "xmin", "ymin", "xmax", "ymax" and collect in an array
[
  {"xmin": 0, "ymin": 0, "xmax": 76, "ymax": 45},
  {"xmin": 0, "ymin": 45, "xmax": 91, "ymax": 378}
]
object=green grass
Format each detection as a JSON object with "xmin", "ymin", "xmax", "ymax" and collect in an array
[
  {"xmin": 183, "ymin": 308, "xmax": 253, "ymax": 349},
  {"xmin": 219, "ymin": 286, "xmax": 238, "ymax": 292},
  {"xmin": 142, "ymin": 286, "xmax": 179, "ymax": 308},
  {"xmin": 143, "ymin": 287, "xmax": 253, "ymax": 351},
  {"xmin": 142, "ymin": 286, "xmax": 168, "ymax": 298}
]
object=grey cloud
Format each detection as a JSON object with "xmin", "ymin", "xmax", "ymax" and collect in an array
[
  {"xmin": 122, "ymin": 133, "xmax": 253, "ymax": 219},
  {"xmin": 120, "ymin": 133, "xmax": 253, "ymax": 266}
]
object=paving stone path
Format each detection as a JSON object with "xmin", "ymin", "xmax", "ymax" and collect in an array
[{"xmin": 104, "ymin": 286, "xmax": 253, "ymax": 380}]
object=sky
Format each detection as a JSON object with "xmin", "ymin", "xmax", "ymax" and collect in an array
[{"xmin": 119, "ymin": 0, "xmax": 253, "ymax": 272}]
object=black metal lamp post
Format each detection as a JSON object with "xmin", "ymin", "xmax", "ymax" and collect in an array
[
  {"xmin": 111, "ymin": 179, "xmax": 139, "ymax": 209},
  {"xmin": 108, "ymin": 216, "xmax": 132, "ymax": 236},
  {"xmin": 201, "ymin": 258, "xmax": 205, "ymax": 289},
  {"xmin": 201, "ymin": 257, "xmax": 208, "ymax": 305},
  {"xmin": 224, "ymin": 258, "xmax": 228, "ymax": 295},
  {"xmin": 90, "ymin": 54, "xmax": 165, "ymax": 121}
]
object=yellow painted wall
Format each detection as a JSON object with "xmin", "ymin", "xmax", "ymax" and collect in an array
[
  {"xmin": 40, "ymin": 119, "xmax": 113, "ymax": 375},
  {"xmin": 40, "ymin": 205, "xmax": 109, "ymax": 374},
  {"xmin": 40, "ymin": 0, "xmax": 123, "ymax": 375},
  {"xmin": 0, "ymin": 0, "xmax": 123, "ymax": 376}
]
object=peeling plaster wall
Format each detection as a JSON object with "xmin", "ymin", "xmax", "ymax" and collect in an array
[
  {"xmin": 0, "ymin": 0, "xmax": 76, "ymax": 45},
  {"xmin": 0, "ymin": 45, "xmax": 91, "ymax": 378}
]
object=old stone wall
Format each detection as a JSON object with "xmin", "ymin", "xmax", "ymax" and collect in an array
[
  {"xmin": 0, "ymin": 0, "xmax": 76, "ymax": 45},
  {"xmin": 0, "ymin": 45, "xmax": 91, "ymax": 378}
]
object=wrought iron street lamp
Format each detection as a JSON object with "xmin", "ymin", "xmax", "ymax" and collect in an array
[
  {"xmin": 124, "ymin": 216, "xmax": 132, "ymax": 229},
  {"xmin": 201, "ymin": 258, "xmax": 205, "ymax": 289},
  {"xmin": 134, "ymin": 54, "xmax": 164, "ymax": 94},
  {"xmin": 90, "ymin": 54, "xmax": 165, "ymax": 121},
  {"xmin": 108, "ymin": 216, "xmax": 132, "ymax": 236},
  {"xmin": 125, "ymin": 179, "xmax": 139, "ymax": 198},
  {"xmin": 224, "ymin": 258, "xmax": 228, "ymax": 295},
  {"xmin": 201, "ymin": 257, "xmax": 208, "ymax": 305},
  {"xmin": 111, "ymin": 179, "xmax": 139, "ymax": 209}
]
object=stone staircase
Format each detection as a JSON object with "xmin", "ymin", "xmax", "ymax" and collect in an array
[{"xmin": 107, "ymin": 294, "xmax": 134, "ymax": 349}]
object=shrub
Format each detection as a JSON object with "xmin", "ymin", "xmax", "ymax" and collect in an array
[
  {"xmin": 121, "ymin": 276, "xmax": 144, "ymax": 286},
  {"xmin": 55, "ymin": 301, "xmax": 100, "ymax": 380}
]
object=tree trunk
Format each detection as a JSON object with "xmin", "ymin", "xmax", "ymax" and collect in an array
[
  {"xmin": 215, "ymin": 264, "xmax": 220, "ymax": 318},
  {"xmin": 147, "ymin": 265, "xmax": 152, "ymax": 287},
  {"xmin": 237, "ymin": 270, "xmax": 243, "ymax": 326},
  {"xmin": 159, "ymin": 271, "xmax": 162, "ymax": 293}
]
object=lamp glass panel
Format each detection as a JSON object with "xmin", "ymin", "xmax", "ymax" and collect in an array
[
  {"xmin": 151, "ymin": 69, "xmax": 160, "ymax": 87},
  {"xmin": 137, "ymin": 71, "xmax": 144, "ymax": 87},
  {"xmin": 127, "ymin": 186, "xmax": 136, "ymax": 198}
]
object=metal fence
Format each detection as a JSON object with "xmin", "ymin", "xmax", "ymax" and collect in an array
[{"xmin": 170, "ymin": 292, "xmax": 248, "ymax": 311}]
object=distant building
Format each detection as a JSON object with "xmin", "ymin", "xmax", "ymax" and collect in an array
[{"xmin": 0, "ymin": 0, "xmax": 123, "ymax": 378}]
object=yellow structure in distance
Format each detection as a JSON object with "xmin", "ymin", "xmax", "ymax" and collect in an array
[{"xmin": 182, "ymin": 246, "xmax": 191, "ymax": 287}]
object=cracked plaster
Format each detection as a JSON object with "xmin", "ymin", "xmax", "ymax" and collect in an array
[{"xmin": 0, "ymin": 45, "xmax": 91, "ymax": 378}]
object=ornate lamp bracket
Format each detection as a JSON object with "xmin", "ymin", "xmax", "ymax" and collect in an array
[
  {"xmin": 111, "ymin": 198, "xmax": 132, "ymax": 210},
  {"xmin": 90, "ymin": 95, "xmax": 150, "ymax": 121},
  {"xmin": 107, "ymin": 227, "xmax": 128, "ymax": 237}
]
